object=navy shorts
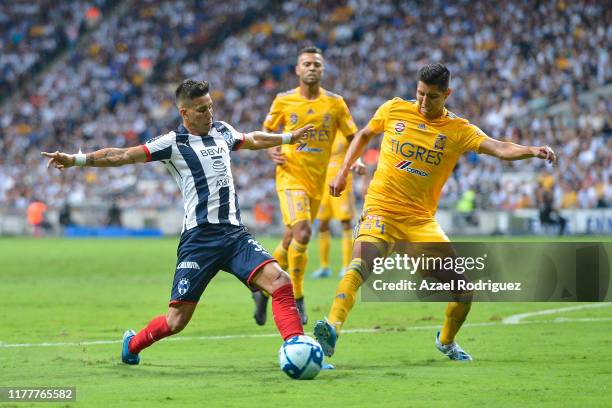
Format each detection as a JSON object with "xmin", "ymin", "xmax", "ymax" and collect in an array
[{"xmin": 170, "ymin": 224, "xmax": 275, "ymax": 304}]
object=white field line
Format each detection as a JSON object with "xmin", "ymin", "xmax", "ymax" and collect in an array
[
  {"xmin": 1, "ymin": 316, "xmax": 612, "ymax": 349},
  {"xmin": 501, "ymin": 303, "xmax": 612, "ymax": 324}
]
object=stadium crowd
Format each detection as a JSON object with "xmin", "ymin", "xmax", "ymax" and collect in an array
[
  {"xmin": 0, "ymin": 0, "xmax": 609, "ymax": 219},
  {"xmin": 0, "ymin": 0, "xmax": 118, "ymax": 99}
]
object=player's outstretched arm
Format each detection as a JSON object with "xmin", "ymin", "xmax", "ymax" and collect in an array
[
  {"xmin": 42, "ymin": 146, "xmax": 148, "ymax": 171},
  {"xmin": 330, "ymin": 125, "xmax": 377, "ymax": 197},
  {"xmin": 241, "ymin": 124, "xmax": 314, "ymax": 150},
  {"xmin": 479, "ymin": 137, "xmax": 557, "ymax": 165}
]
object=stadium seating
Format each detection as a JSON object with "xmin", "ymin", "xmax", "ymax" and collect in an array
[{"xmin": 0, "ymin": 0, "xmax": 609, "ymax": 218}]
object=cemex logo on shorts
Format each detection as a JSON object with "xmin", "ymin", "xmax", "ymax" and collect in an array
[{"xmin": 177, "ymin": 261, "xmax": 200, "ymax": 270}]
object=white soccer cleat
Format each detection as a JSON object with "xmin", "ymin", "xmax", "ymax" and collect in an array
[{"xmin": 435, "ymin": 331, "xmax": 473, "ymax": 361}]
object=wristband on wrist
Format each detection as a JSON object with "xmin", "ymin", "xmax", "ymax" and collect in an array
[
  {"xmin": 281, "ymin": 133, "xmax": 292, "ymax": 144},
  {"xmin": 73, "ymin": 153, "xmax": 87, "ymax": 167}
]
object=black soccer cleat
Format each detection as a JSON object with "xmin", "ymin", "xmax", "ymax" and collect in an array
[{"xmin": 252, "ymin": 290, "xmax": 269, "ymax": 326}]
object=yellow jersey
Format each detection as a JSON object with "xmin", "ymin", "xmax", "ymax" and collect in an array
[
  {"xmin": 263, "ymin": 87, "xmax": 358, "ymax": 200},
  {"xmin": 365, "ymin": 97, "xmax": 487, "ymax": 219}
]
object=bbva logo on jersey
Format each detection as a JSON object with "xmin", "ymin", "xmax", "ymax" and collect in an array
[{"xmin": 200, "ymin": 147, "xmax": 226, "ymax": 157}]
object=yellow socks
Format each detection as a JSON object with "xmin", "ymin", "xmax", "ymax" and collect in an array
[
  {"xmin": 341, "ymin": 229, "xmax": 352, "ymax": 269},
  {"xmin": 439, "ymin": 301, "xmax": 472, "ymax": 344},
  {"xmin": 327, "ymin": 258, "xmax": 365, "ymax": 333},
  {"xmin": 288, "ymin": 240, "xmax": 308, "ymax": 299},
  {"xmin": 319, "ymin": 230, "xmax": 330, "ymax": 269},
  {"xmin": 273, "ymin": 242, "xmax": 288, "ymax": 271}
]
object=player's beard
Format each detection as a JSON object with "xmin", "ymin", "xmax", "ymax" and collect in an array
[{"xmin": 302, "ymin": 73, "xmax": 320, "ymax": 86}]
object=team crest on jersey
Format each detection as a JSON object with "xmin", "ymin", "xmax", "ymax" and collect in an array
[
  {"xmin": 434, "ymin": 134, "xmax": 447, "ymax": 150},
  {"xmin": 395, "ymin": 121, "xmax": 406, "ymax": 134},
  {"xmin": 177, "ymin": 278, "xmax": 190, "ymax": 296},
  {"xmin": 290, "ymin": 113, "xmax": 298, "ymax": 125},
  {"xmin": 322, "ymin": 113, "xmax": 331, "ymax": 129}
]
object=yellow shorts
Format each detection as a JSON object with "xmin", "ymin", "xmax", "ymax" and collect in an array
[
  {"xmin": 277, "ymin": 189, "xmax": 321, "ymax": 227},
  {"xmin": 317, "ymin": 187, "xmax": 355, "ymax": 222},
  {"xmin": 353, "ymin": 206, "xmax": 449, "ymax": 250}
]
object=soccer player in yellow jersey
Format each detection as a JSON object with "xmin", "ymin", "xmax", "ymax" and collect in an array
[
  {"xmin": 314, "ymin": 63, "xmax": 557, "ymax": 360},
  {"xmin": 311, "ymin": 133, "xmax": 361, "ymax": 279},
  {"xmin": 252, "ymin": 46, "xmax": 358, "ymax": 325}
]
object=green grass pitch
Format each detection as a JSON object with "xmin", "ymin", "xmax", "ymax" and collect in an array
[{"xmin": 1, "ymin": 236, "xmax": 611, "ymax": 407}]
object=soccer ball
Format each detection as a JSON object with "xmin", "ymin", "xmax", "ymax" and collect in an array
[{"xmin": 279, "ymin": 335, "xmax": 324, "ymax": 380}]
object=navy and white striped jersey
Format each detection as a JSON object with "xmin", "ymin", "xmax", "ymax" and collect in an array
[{"xmin": 143, "ymin": 121, "xmax": 245, "ymax": 232}]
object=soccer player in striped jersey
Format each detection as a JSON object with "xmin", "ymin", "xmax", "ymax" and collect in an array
[
  {"xmin": 42, "ymin": 79, "xmax": 314, "ymax": 365},
  {"xmin": 314, "ymin": 63, "xmax": 557, "ymax": 361},
  {"xmin": 252, "ymin": 46, "xmax": 360, "ymax": 326}
]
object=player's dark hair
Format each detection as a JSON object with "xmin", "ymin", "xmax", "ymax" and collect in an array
[
  {"xmin": 298, "ymin": 45, "xmax": 323, "ymax": 57},
  {"xmin": 175, "ymin": 79, "xmax": 210, "ymax": 106},
  {"xmin": 417, "ymin": 63, "xmax": 451, "ymax": 90}
]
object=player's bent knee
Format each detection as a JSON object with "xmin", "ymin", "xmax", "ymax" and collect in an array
[
  {"xmin": 252, "ymin": 262, "xmax": 291, "ymax": 293},
  {"xmin": 271, "ymin": 272, "xmax": 292, "ymax": 291},
  {"xmin": 292, "ymin": 222, "xmax": 312, "ymax": 244}
]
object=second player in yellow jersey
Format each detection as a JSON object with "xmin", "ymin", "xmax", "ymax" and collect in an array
[
  {"xmin": 265, "ymin": 88, "xmax": 357, "ymax": 206},
  {"xmin": 251, "ymin": 46, "xmax": 358, "ymax": 327},
  {"xmin": 355, "ymin": 96, "xmax": 485, "ymax": 244}
]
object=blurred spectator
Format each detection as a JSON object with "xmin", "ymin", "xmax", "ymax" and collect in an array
[
  {"xmin": 106, "ymin": 201, "xmax": 122, "ymax": 226},
  {"xmin": 58, "ymin": 202, "xmax": 75, "ymax": 228},
  {"xmin": 254, "ymin": 200, "xmax": 274, "ymax": 228},
  {"xmin": 456, "ymin": 189, "xmax": 478, "ymax": 226},
  {"xmin": 538, "ymin": 190, "xmax": 567, "ymax": 236},
  {"xmin": 26, "ymin": 198, "xmax": 51, "ymax": 236}
]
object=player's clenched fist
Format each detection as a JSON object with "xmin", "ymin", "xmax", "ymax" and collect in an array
[
  {"xmin": 329, "ymin": 172, "xmax": 348, "ymax": 197},
  {"xmin": 531, "ymin": 145, "xmax": 557, "ymax": 165}
]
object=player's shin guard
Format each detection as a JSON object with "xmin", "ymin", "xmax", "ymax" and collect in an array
[
  {"xmin": 271, "ymin": 283, "xmax": 304, "ymax": 340},
  {"xmin": 288, "ymin": 240, "xmax": 308, "ymax": 299},
  {"xmin": 128, "ymin": 315, "xmax": 174, "ymax": 354},
  {"xmin": 327, "ymin": 258, "xmax": 364, "ymax": 333},
  {"xmin": 341, "ymin": 229, "xmax": 352, "ymax": 270},
  {"xmin": 319, "ymin": 230, "xmax": 331, "ymax": 269},
  {"xmin": 273, "ymin": 243, "xmax": 289, "ymax": 271},
  {"xmin": 439, "ymin": 301, "xmax": 472, "ymax": 345}
]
